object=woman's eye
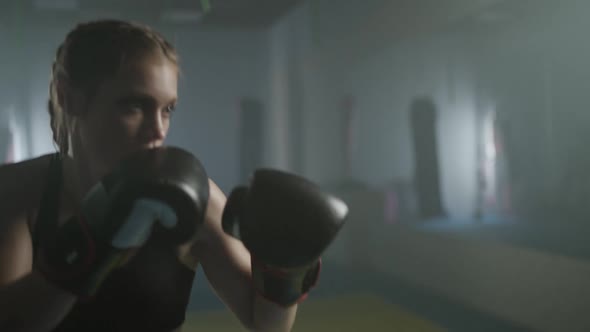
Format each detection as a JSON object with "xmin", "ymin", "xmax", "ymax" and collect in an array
[
  {"xmin": 165, "ymin": 104, "xmax": 176, "ymax": 115},
  {"xmin": 122, "ymin": 102, "xmax": 143, "ymax": 113}
]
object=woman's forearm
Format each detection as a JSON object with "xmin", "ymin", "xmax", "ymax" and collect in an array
[
  {"xmin": 0, "ymin": 271, "xmax": 76, "ymax": 332},
  {"xmin": 251, "ymin": 293, "xmax": 297, "ymax": 332}
]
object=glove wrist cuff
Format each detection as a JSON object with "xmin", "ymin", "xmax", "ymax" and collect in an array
[
  {"xmin": 36, "ymin": 215, "xmax": 126, "ymax": 299},
  {"xmin": 250, "ymin": 256, "xmax": 321, "ymax": 307}
]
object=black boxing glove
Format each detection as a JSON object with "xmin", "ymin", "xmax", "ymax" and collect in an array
[
  {"xmin": 36, "ymin": 146, "xmax": 209, "ymax": 299},
  {"xmin": 222, "ymin": 169, "xmax": 347, "ymax": 307}
]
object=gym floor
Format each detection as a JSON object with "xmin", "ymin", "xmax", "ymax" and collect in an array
[{"xmin": 183, "ymin": 263, "xmax": 533, "ymax": 332}]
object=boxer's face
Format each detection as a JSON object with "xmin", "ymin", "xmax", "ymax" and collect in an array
[{"xmin": 73, "ymin": 53, "xmax": 178, "ymax": 175}]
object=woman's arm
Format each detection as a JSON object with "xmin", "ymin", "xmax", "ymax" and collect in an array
[
  {"xmin": 0, "ymin": 218, "xmax": 76, "ymax": 332},
  {"xmin": 190, "ymin": 180, "xmax": 297, "ymax": 332}
]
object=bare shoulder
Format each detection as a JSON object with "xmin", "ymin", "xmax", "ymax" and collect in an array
[
  {"xmin": 0, "ymin": 154, "xmax": 54, "ymax": 229},
  {"xmin": 192, "ymin": 179, "xmax": 229, "ymax": 246},
  {"xmin": 206, "ymin": 179, "xmax": 227, "ymax": 225},
  {"xmin": 177, "ymin": 178, "xmax": 227, "ymax": 269},
  {"xmin": 0, "ymin": 154, "xmax": 54, "ymax": 283}
]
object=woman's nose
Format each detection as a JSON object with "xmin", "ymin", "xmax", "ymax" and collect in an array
[{"xmin": 143, "ymin": 110, "xmax": 166, "ymax": 141}]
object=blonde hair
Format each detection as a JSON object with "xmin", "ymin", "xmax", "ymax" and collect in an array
[{"xmin": 48, "ymin": 19, "xmax": 179, "ymax": 155}]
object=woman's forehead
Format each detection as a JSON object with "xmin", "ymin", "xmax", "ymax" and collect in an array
[{"xmin": 98, "ymin": 55, "xmax": 178, "ymax": 102}]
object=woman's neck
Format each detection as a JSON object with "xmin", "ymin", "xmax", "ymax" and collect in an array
[{"xmin": 61, "ymin": 153, "xmax": 104, "ymax": 207}]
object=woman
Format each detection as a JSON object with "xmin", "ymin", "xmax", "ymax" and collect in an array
[{"xmin": 0, "ymin": 19, "xmax": 297, "ymax": 331}]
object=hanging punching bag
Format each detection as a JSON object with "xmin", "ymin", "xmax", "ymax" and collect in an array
[
  {"xmin": 0, "ymin": 124, "xmax": 14, "ymax": 164},
  {"xmin": 410, "ymin": 97, "xmax": 445, "ymax": 220}
]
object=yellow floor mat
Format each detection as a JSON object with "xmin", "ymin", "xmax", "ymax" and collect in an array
[{"xmin": 182, "ymin": 293, "xmax": 446, "ymax": 332}]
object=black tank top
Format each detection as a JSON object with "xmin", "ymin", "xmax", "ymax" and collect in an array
[{"xmin": 33, "ymin": 154, "xmax": 196, "ymax": 331}]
